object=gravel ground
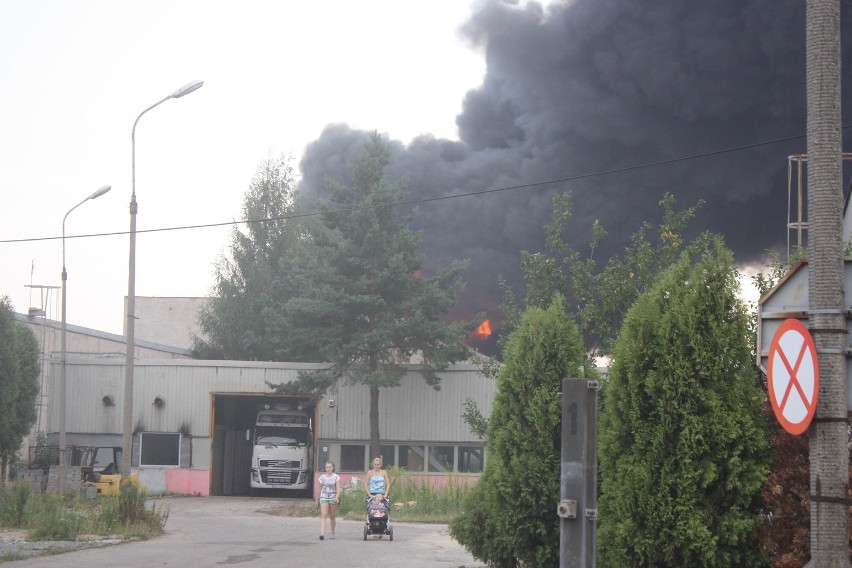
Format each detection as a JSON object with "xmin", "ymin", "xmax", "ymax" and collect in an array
[
  {"xmin": 0, "ymin": 496, "xmax": 483, "ymax": 566},
  {"xmin": 0, "ymin": 495, "xmax": 316, "ymax": 560},
  {"xmin": 0, "ymin": 529, "xmax": 123, "ymax": 560}
]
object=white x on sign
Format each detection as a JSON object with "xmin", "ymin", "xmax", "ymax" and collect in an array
[{"xmin": 767, "ymin": 318, "xmax": 819, "ymax": 435}]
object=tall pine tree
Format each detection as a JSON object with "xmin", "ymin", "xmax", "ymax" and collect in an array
[{"xmin": 277, "ymin": 133, "xmax": 472, "ymax": 458}]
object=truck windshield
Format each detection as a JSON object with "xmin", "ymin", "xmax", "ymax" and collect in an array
[{"xmin": 255, "ymin": 426, "xmax": 310, "ymax": 446}]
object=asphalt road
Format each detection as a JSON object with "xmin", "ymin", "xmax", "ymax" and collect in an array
[{"xmin": 4, "ymin": 495, "xmax": 485, "ymax": 567}]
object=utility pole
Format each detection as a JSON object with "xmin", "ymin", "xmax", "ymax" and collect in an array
[{"xmin": 804, "ymin": 0, "xmax": 849, "ymax": 564}]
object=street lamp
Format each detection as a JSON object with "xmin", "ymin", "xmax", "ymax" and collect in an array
[
  {"xmin": 60, "ymin": 185, "xmax": 111, "ymax": 489},
  {"xmin": 123, "ymin": 80, "xmax": 204, "ymax": 477}
]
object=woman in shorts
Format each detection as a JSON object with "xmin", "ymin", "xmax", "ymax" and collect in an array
[{"xmin": 317, "ymin": 461, "xmax": 342, "ymax": 540}]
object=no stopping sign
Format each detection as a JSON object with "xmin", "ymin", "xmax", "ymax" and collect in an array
[{"xmin": 767, "ymin": 318, "xmax": 819, "ymax": 435}]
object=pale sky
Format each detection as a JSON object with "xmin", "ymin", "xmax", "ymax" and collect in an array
[{"xmin": 0, "ymin": 1, "xmax": 487, "ymax": 335}]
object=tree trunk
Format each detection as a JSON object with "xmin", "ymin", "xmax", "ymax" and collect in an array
[
  {"xmin": 369, "ymin": 385, "xmax": 381, "ymax": 463},
  {"xmin": 805, "ymin": 0, "xmax": 849, "ymax": 565}
]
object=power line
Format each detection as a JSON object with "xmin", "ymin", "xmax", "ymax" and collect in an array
[{"xmin": 2, "ymin": 125, "xmax": 849, "ymax": 246}]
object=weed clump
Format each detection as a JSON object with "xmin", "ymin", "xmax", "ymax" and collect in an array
[{"xmin": 0, "ymin": 477, "xmax": 168, "ymax": 541}]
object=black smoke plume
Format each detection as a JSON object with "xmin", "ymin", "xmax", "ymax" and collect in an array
[{"xmin": 297, "ymin": 0, "xmax": 852, "ymax": 336}]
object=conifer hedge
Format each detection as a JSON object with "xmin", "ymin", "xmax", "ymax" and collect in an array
[
  {"xmin": 451, "ymin": 297, "xmax": 585, "ymax": 567},
  {"xmin": 597, "ymin": 238, "xmax": 770, "ymax": 567}
]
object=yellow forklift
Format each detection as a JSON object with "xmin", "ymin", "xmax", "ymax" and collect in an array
[{"xmin": 73, "ymin": 446, "xmax": 122, "ymax": 496}]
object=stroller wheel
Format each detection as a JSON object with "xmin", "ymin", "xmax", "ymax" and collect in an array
[
  {"xmin": 389, "ymin": 526, "xmax": 394, "ymax": 541},
  {"xmin": 363, "ymin": 525, "xmax": 368, "ymax": 541}
]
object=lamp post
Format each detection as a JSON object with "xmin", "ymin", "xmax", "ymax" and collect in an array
[
  {"xmin": 60, "ymin": 185, "xmax": 111, "ymax": 490},
  {"xmin": 123, "ymin": 80, "xmax": 204, "ymax": 477}
]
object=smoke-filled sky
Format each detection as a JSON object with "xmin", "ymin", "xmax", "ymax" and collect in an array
[
  {"xmin": 1, "ymin": 0, "xmax": 850, "ymax": 341},
  {"xmin": 298, "ymin": 0, "xmax": 852, "ymax": 330}
]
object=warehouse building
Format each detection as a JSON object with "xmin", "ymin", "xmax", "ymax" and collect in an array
[{"xmin": 17, "ymin": 306, "xmax": 494, "ymax": 496}]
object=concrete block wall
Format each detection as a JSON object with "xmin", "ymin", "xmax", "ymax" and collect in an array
[
  {"xmin": 16, "ymin": 468, "xmax": 48, "ymax": 494},
  {"xmin": 46, "ymin": 465, "xmax": 82, "ymax": 493}
]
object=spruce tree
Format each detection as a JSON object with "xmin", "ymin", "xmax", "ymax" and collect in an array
[
  {"xmin": 598, "ymin": 238, "xmax": 770, "ymax": 567},
  {"xmin": 277, "ymin": 133, "xmax": 471, "ymax": 458}
]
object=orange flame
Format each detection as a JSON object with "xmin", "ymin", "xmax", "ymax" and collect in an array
[
  {"xmin": 473, "ymin": 319, "xmax": 492, "ymax": 340},
  {"xmin": 463, "ymin": 318, "xmax": 494, "ymax": 346}
]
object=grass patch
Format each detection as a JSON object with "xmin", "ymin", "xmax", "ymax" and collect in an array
[
  {"xmin": 0, "ymin": 477, "xmax": 168, "ymax": 542},
  {"xmin": 0, "ymin": 552, "xmax": 27, "ymax": 563},
  {"xmin": 336, "ymin": 467, "xmax": 475, "ymax": 523}
]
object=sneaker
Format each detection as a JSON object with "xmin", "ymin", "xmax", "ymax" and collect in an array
[
  {"xmin": 319, "ymin": 535, "xmax": 324, "ymax": 540},
  {"xmin": 329, "ymin": 534, "xmax": 335, "ymax": 540}
]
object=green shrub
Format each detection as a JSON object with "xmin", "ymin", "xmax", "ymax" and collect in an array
[
  {"xmin": 450, "ymin": 297, "xmax": 584, "ymax": 568},
  {"xmin": 0, "ymin": 478, "xmax": 167, "ymax": 541},
  {"xmin": 0, "ymin": 481, "xmax": 31, "ymax": 527},
  {"xmin": 450, "ymin": 458, "xmax": 517, "ymax": 568},
  {"xmin": 30, "ymin": 432, "xmax": 52, "ymax": 471},
  {"xmin": 598, "ymin": 239, "xmax": 770, "ymax": 567},
  {"xmin": 92, "ymin": 494, "xmax": 122, "ymax": 534},
  {"xmin": 116, "ymin": 475, "xmax": 168, "ymax": 533},
  {"xmin": 10, "ymin": 481, "xmax": 30, "ymax": 525},
  {"xmin": 336, "ymin": 469, "xmax": 474, "ymax": 523},
  {"xmin": 118, "ymin": 476, "xmax": 146, "ymax": 523},
  {"xmin": 26, "ymin": 493, "xmax": 82, "ymax": 541}
]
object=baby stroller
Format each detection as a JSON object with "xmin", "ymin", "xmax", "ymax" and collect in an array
[{"xmin": 364, "ymin": 495, "xmax": 393, "ymax": 541}]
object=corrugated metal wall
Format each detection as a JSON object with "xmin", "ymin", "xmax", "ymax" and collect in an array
[
  {"xmin": 321, "ymin": 367, "xmax": 494, "ymax": 442},
  {"xmin": 49, "ymin": 359, "xmax": 494, "ymax": 444}
]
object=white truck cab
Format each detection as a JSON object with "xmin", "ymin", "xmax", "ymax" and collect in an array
[{"xmin": 249, "ymin": 403, "xmax": 313, "ymax": 491}]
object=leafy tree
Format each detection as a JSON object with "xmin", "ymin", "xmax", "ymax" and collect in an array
[
  {"xmin": 193, "ymin": 156, "xmax": 321, "ymax": 361},
  {"xmin": 598, "ymin": 238, "xmax": 770, "ymax": 567},
  {"xmin": 274, "ymin": 133, "xmax": 473, "ymax": 458},
  {"xmin": 451, "ymin": 296, "xmax": 585, "ymax": 567},
  {"xmin": 464, "ymin": 193, "xmax": 708, "ymax": 437},
  {"xmin": 504, "ymin": 192, "xmax": 705, "ymax": 360},
  {"xmin": 0, "ymin": 296, "xmax": 40, "ymax": 484}
]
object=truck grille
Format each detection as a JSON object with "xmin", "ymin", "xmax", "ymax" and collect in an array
[
  {"xmin": 260, "ymin": 470, "xmax": 298, "ymax": 485},
  {"xmin": 259, "ymin": 460, "xmax": 301, "ymax": 468}
]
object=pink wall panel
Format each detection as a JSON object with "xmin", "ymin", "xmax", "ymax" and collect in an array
[{"xmin": 166, "ymin": 469, "xmax": 210, "ymax": 496}]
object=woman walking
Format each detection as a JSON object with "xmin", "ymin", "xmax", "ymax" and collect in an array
[
  {"xmin": 317, "ymin": 461, "xmax": 342, "ymax": 540},
  {"xmin": 364, "ymin": 456, "xmax": 390, "ymax": 512}
]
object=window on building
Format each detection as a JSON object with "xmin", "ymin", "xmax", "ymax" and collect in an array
[
  {"xmin": 458, "ymin": 446, "xmax": 485, "ymax": 473},
  {"xmin": 398, "ymin": 445, "xmax": 425, "ymax": 472},
  {"xmin": 379, "ymin": 445, "xmax": 395, "ymax": 468},
  {"xmin": 427, "ymin": 445, "xmax": 455, "ymax": 472},
  {"xmin": 140, "ymin": 432, "xmax": 181, "ymax": 467},
  {"xmin": 340, "ymin": 444, "xmax": 366, "ymax": 472}
]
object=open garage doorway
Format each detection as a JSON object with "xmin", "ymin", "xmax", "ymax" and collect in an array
[{"xmin": 210, "ymin": 393, "xmax": 317, "ymax": 497}]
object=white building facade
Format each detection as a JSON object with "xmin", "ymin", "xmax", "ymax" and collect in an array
[
  {"xmin": 45, "ymin": 357, "xmax": 493, "ymax": 496},
  {"xmin": 16, "ymin": 299, "xmax": 494, "ymax": 496}
]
